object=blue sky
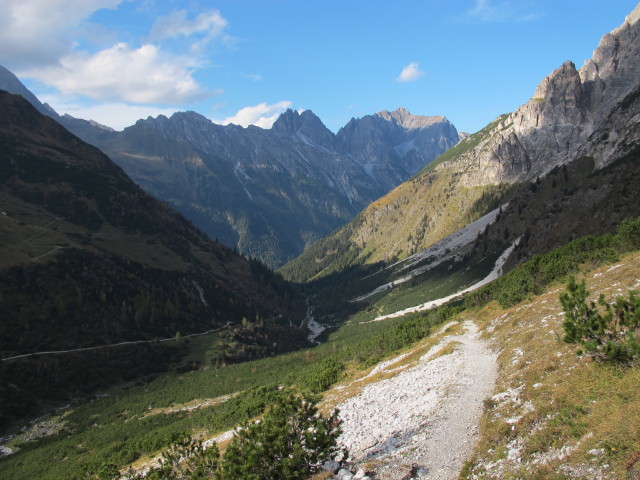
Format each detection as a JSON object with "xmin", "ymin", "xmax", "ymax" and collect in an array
[{"xmin": 1, "ymin": 0, "xmax": 637, "ymax": 133}]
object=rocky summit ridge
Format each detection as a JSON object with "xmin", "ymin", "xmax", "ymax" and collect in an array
[
  {"xmin": 283, "ymin": 3, "xmax": 640, "ymax": 279},
  {"xmin": 450, "ymin": 2, "xmax": 640, "ymax": 188}
]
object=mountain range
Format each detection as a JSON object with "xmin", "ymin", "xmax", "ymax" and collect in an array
[
  {"xmin": 1, "ymin": 4, "xmax": 640, "ymax": 479},
  {"xmin": 0, "ymin": 64, "xmax": 460, "ymax": 267},
  {"xmin": 283, "ymin": 4, "xmax": 640, "ymax": 285}
]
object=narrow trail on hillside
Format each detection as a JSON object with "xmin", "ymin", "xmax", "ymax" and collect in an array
[
  {"xmin": 0, "ymin": 323, "xmax": 231, "ymax": 362},
  {"xmin": 334, "ymin": 320, "xmax": 497, "ymax": 479}
]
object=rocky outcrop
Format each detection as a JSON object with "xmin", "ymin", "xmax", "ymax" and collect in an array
[
  {"xmin": 336, "ymin": 108, "xmax": 460, "ymax": 191},
  {"xmin": 445, "ymin": 3, "xmax": 640, "ymax": 188}
]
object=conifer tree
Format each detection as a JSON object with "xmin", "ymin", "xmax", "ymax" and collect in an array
[
  {"xmin": 561, "ymin": 277, "xmax": 640, "ymax": 363},
  {"xmin": 220, "ymin": 390, "xmax": 342, "ymax": 480}
]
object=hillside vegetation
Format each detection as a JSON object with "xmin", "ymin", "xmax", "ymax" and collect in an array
[
  {"xmin": 0, "ymin": 91, "xmax": 306, "ymax": 428},
  {"xmin": 2, "ymin": 217, "xmax": 639, "ymax": 479},
  {"xmin": 462, "ymin": 251, "xmax": 640, "ymax": 479}
]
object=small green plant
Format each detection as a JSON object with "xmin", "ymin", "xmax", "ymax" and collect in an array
[
  {"xmin": 560, "ymin": 277, "xmax": 640, "ymax": 364},
  {"xmin": 133, "ymin": 390, "xmax": 342, "ymax": 480}
]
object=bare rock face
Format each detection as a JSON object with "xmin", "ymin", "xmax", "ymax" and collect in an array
[
  {"xmin": 336, "ymin": 108, "xmax": 460, "ymax": 191},
  {"xmin": 446, "ymin": 3, "xmax": 640, "ymax": 188}
]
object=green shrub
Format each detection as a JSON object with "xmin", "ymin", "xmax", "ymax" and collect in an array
[
  {"xmin": 135, "ymin": 390, "xmax": 341, "ymax": 480},
  {"xmin": 561, "ymin": 277, "xmax": 640, "ymax": 364},
  {"xmin": 221, "ymin": 390, "xmax": 342, "ymax": 480}
]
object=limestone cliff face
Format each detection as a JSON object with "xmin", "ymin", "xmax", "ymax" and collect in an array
[{"xmin": 443, "ymin": 3, "xmax": 640, "ymax": 188}]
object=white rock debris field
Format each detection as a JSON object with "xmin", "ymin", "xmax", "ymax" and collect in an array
[{"xmin": 327, "ymin": 320, "xmax": 498, "ymax": 480}]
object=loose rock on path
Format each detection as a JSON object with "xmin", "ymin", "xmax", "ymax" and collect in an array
[{"xmin": 334, "ymin": 320, "xmax": 497, "ymax": 479}]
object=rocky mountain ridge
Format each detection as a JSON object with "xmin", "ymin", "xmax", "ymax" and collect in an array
[
  {"xmin": 100, "ymin": 108, "xmax": 459, "ymax": 267},
  {"xmin": 449, "ymin": 4, "xmax": 640, "ymax": 188},
  {"xmin": 283, "ymin": 3, "xmax": 640, "ymax": 281},
  {"xmin": 0, "ymin": 65, "xmax": 460, "ymax": 267}
]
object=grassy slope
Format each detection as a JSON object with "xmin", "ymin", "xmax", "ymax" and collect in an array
[
  {"xmin": 462, "ymin": 251, "xmax": 640, "ymax": 479},
  {"xmin": 280, "ymin": 117, "xmax": 513, "ymax": 283}
]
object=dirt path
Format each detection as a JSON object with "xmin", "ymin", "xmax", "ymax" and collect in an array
[{"xmin": 334, "ymin": 320, "xmax": 497, "ymax": 479}]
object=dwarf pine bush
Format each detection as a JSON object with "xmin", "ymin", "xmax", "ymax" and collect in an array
[{"xmin": 561, "ymin": 277, "xmax": 640, "ymax": 364}]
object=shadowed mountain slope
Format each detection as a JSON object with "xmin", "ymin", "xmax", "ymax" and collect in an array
[{"xmin": 0, "ymin": 90, "xmax": 306, "ymax": 427}]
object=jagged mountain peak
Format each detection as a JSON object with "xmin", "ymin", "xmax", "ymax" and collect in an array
[
  {"xmin": 376, "ymin": 107, "xmax": 448, "ymax": 130},
  {"xmin": 271, "ymin": 108, "xmax": 327, "ymax": 134},
  {"xmin": 271, "ymin": 108, "xmax": 336, "ymax": 150}
]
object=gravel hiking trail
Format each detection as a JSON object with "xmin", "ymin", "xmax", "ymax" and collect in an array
[{"xmin": 335, "ymin": 320, "xmax": 497, "ymax": 479}]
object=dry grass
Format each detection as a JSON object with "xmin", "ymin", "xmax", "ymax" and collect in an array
[{"xmin": 462, "ymin": 251, "xmax": 640, "ymax": 479}]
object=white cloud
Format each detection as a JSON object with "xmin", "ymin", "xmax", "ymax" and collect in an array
[
  {"xmin": 1, "ymin": 1, "xmax": 226, "ymax": 108},
  {"xmin": 468, "ymin": 0, "xmax": 544, "ymax": 22},
  {"xmin": 0, "ymin": 0, "xmax": 124, "ymax": 68},
  {"xmin": 396, "ymin": 62, "xmax": 425, "ymax": 82},
  {"xmin": 220, "ymin": 101, "xmax": 292, "ymax": 129},
  {"xmin": 149, "ymin": 9, "xmax": 231, "ymax": 51},
  {"xmin": 20, "ymin": 43, "xmax": 210, "ymax": 105}
]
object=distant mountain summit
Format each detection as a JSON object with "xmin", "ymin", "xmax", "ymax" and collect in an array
[
  {"xmin": 0, "ymin": 66, "xmax": 461, "ymax": 266},
  {"xmin": 283, "ymin": 2, "xmax": 640, "ymax": 281},
  {"xmin": 336, "ymin": 108, "xmax": 459, "ymax": 191}
]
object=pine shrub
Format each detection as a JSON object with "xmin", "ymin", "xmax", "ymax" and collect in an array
[{"xmin": 561, "ymin": 277, "xmax": 640, "ymax": 364}]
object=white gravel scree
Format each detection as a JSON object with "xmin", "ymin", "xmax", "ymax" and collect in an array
[{"xmin": 336, "ymin": 321, "xmax": 497, "ymax": 479}]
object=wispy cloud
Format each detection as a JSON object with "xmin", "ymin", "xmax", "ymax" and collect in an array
[
  {"xmin": 396, "ymin": 62, "xmax": 425, "ymax": 82},
  {"xmin": 243, "ymin": 73, "xmax": 263, "ymax": 82},
  {"xmin": 468, "ymin": 0, "xmax": 544, "ymax": 23},
  {"xmin": 148, "ymin": 9, "xmax": 232, "ymax": 52},
  {"xmin": 220, "ymin": 101, "xmax": 292, "ymax": 129}
]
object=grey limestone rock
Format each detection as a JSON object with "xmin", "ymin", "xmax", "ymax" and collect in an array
[{"xmin": 446, "ymin": 2, "xmax": 640, "ymax": 189}]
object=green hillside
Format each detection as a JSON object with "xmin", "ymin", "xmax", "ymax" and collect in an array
[{"xmin": 0, "ymin": 91, "xmax": 306, "ymax": 428}]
